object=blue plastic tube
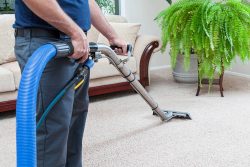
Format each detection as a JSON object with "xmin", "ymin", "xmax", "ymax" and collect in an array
[{"xmin": 16, "ymin": 44, "xmax": 57, "ymax": 167}]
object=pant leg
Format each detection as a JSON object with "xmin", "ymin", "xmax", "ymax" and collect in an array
[
  {"xmin": 15, "ymin": 36, "xmax": 78, "ymax": 167},
  {"xmin": 66, "ymin": 69, "xmax": 90, "ymax": 167}
]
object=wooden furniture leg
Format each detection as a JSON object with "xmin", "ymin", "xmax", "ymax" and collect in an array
[
  {"xmin": 219, "ymin": 68, "xmax": 224, "ymax": 97},
  {"xmin": 196, "ymin": 63, "xmax": 225, "ymax": 97},
  {"xmin": 196, "ymin": 76, "xmax": 201, "ymax": 96}
]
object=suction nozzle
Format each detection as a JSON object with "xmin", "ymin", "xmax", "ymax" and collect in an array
[{"xmin": 154, "ymin": 110, "xmax": 192, "ymax": 122}]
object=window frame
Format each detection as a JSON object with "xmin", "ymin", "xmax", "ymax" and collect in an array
[{"xmin": 114, "ymin": 0, "xmax": 120, "ymax": 15}]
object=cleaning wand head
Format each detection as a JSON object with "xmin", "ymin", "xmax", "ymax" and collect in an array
[{"xmin": 154, "ymin": 110, "xmax": 192, "ymax": 122}]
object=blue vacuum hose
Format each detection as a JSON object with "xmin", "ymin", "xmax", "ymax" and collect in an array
[{"xmin": 16, "ymin": 42, "xmax": 73, "ymax": 167}]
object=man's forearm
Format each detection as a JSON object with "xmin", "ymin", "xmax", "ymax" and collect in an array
[
  {"xmin": 89, "ymin": 0, "xmax": 118, "ymax": 41},
  {"xmin": 23, "ymin": 0, "xmax": 81, "ymax": 37}
]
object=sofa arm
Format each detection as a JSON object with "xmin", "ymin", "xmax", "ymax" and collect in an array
[{"xmin": 133, "ymin": 35, "xmax": 161, "ymax": 86}]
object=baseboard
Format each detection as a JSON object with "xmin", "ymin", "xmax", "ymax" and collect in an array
[
  {"xmin": 149, "ymin": 66, "xmax": 250, "ymax": 79},
  {"xmin": 150, "ymin": 65, "xmax": 171, "ymax": 71},
  {"xmin": 225, "ymin": 71, "xmax": 250, "ymax": 79}
]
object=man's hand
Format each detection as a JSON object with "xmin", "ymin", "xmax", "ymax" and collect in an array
[
  {"xmin": 69, "ymin": 29, "xmax": 89, "ymax": 63},
  {"xmin": 109, "ymin": 37, "xmax": 127, "ymax": 55},
  {"xmin": 89, "ymin": 0, "xmax": 127, "ymax": 55}
]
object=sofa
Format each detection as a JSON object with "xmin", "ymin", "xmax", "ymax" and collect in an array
[{"xmin": 0, "ymin": 14, "xmax": 161, "ymax": 112}]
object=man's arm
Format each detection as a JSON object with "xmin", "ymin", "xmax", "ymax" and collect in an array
[
  {"xmin": 89, "ymin": 0, "xmax": 127, "ymax": 54},
  {"xmin": 22, "ymin": 0, "xmax": 88, "ymax": 62}
]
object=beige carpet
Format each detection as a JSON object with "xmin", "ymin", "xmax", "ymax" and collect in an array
[{"xmin": 1, "ymin": 69, "xmax": 250, "ymax": 167}]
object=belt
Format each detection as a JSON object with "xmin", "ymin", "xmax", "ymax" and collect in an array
[{"xmin": 15, "ymin": 28, "xmax": 66, "ymax": 38}]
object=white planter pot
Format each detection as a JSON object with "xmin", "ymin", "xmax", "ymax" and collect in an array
[{"xmin": 172, "ymin": 54, "xmax": 198, "ymax": 83}]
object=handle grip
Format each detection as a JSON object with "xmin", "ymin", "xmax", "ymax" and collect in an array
[
  {"xmin": 89, "ymin": 43, "xmax": 133, "ymax": 54},
  {"xmin": 110, "ymin": 44, "xmax": 133, "ymax": 54},
  {"xmin": 50, "ymin": 41, "xmax": 133, "ymax": 58},
  {"xmin": 49, "ymin": 41, "xmax": 74, "ymax": 58},
  {"xmin": 50, "ymin": 41, "xmax": 133, "ymax": 65},
  {"xmin": 110, "ymin": 44, "xmax": 133, "ymax": 63}
]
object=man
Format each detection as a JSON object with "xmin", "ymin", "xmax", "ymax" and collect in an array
[{"xmin": 14, "ymin": 0, "xmax": 127, "ymax": 166}]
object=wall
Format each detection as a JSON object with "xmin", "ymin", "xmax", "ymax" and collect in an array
[
  {"xmin": 120, "ymin": 0, "xmax": 250, "ymax": 76},
  {"xmin": 120, "ymin": 0, "xmax": 171, "ymax": 69},
  {"xmin": 228, "ymin": 58, "xmax": 250, "ymax": 76}
]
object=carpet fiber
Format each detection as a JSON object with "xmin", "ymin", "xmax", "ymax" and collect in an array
[{"xmin": 1, "ymin": 69, "xmax": 250, "ymax": 167}]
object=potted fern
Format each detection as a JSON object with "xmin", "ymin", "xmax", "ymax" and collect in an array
[{"xmin": 156, "ymin": 0, "xmax": 250, "ymax": 85}]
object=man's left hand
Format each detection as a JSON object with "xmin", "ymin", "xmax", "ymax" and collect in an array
[{"xmin": 109, "ymin": 38, "xmax": 127, "ymax": 55}]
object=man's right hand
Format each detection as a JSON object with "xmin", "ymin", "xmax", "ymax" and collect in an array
[{"xmin": 69, "ymin": 29, "xmax": 89, "ymax": 63}]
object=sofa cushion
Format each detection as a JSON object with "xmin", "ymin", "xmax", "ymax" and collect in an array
[
  {"xmin": 87, "ymin": 15, "xmax": 127, "ymax": 43},
  {"xmin": 2, "ymin": 62, "xmax": 21, "ymax": 89},
  {"xmin": 0, "ymin": 66, "xmax": 16, "ymax": 92},
  {"xmin": 105, "ymin": 15, "xmax": 127, "ymax": 23},
  {"xmin": 87, "ymin": 26, "xmax": 100, "ymax": 42},
  {"xmin": 90, "ymin": 74, "xmax": 139, "ymax": 88},
  {"xmin": 97, "ymin": 23, "xmax": 141, "ymax": 48},
  {"xmin": 0, "ymin": 91, "xmax": 17, "ymax": 103},
  {"xmin": 90, "ymin": 55, "xmax": 137, "ymax": 80},
  {"xmin": 0, "ymin": 14, "xmax": 16, "ymax": 65}
]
